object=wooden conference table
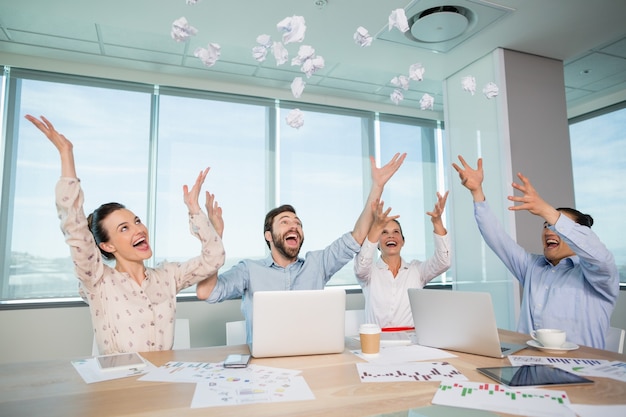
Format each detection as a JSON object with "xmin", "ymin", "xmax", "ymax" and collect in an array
[{"xmin": 1, "ymin": 329, "xmax": 625, "ymax": 417}]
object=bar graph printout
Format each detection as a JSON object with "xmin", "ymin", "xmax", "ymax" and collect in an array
[
  {"xmin": 431, "ymin": 381, "xmax": 576, "ymax": 417},
  {"xmin": 356, "ymin": 361, "xmax": 467, "ymax": 383},
  {"xmin": 508, "ymin": 356, "xmax": 626, "ymax": 382}
]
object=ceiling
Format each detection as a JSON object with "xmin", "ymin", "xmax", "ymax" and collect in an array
[{"xmin": 1, "ymin": 0, "xmax": 626, "ymax": 118}]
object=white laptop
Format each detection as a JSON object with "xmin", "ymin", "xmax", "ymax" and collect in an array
[
  {"xmin": 250, "ymin": 288, "xmax": 346, "ymax": 358},
  {"xmin": 408, "ymin": 288, "xmax": 526, "ymax": 358}
]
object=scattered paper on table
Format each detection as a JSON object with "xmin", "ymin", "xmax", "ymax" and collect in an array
[
  {"xmin": 508, "ymin": 355, "xmax": 626, "ymax": 381},
  {"xmin": 568, "ymin": 404, "xmax": 626, "ymax": 417},
  {"xmin": 139, "ymin": 361, "xmax": 301, "ymax": 384},
  {"xmin": 350, "ymin": 344, "xmax": 456, "ymax": 364},
  {"xmin": 171, "ymin": 17, "xmax": 198, "ymax": 42},
  {"xmin": 432, "ymin": 381, "xmax": 576, "ymax": 417},
  {"xmin": 136, "ymin": 361, "xmax": 314, "ymax": 408},
  {"xmin": 191, "ymin": 374, "xmax": 314, "ymax": 408},
  {"xmin": 357, "ymin": 361, "xmax": 467, "ymax": 383},
  {"xmin": 71, "ymin": 356, "xmax": 154, "ymax": 384}
]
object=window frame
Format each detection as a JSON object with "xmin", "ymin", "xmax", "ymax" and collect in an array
[{"xmin": 0, "ymin": 66, "xmax": 449, "ymax": 309}]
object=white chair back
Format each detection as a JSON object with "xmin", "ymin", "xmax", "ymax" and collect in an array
[
  {"xmin": 345, "ymin": 309, "xmax": 365, "ymax": 337},
  {"xmin": 226, "ymin": 320, "xmax": 247, "ymax": 345},
  {"xmin": 605, "ymin": 326, "xmax": 625, "ymax": 354}
]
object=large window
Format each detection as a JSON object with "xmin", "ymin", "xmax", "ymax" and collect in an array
[
  {"xmin": 569, "ymin": 102, "xmax": 626, "ymax": 284},
  {"xmin": 378, "ymin": 116, "xmax": 448, "ymax": 283},
  {"xmin": 2, "ymin": 74, "xmax": 151, "ymax": 300},
  {"xmin": 0, "ymin": 67, "xmax": 444, "ymax": 304},
  {"xmin": 155, "ymin": 92, "xmax": 268, "ymax": 292}
]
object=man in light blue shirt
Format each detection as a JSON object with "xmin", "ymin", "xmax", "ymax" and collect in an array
[
  {"xmin": 197, "ymin": 153, "xmax": 406, "ymax": 343},
  {"xmin": 453, "ymin": 155, "xmax": 619, "ymax": 349}
]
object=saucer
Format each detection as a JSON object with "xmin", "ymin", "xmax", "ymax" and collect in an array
[{"xmin": 526, "ymin": 339, "xmax": 579, "ymax": 352}]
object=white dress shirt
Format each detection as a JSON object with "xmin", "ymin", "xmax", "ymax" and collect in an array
[{"xmin": 354, "ymin": 234, "xmax": 451, "ymax": 327}]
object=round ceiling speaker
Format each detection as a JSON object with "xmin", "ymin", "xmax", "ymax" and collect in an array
[{"xmin": 410, "ymin": 6, "xmax": 469, "ymax": 43}]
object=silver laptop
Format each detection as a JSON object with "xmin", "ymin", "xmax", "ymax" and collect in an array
[
  {"xmin": 250, "ymin": 288, "xmax": 346, "ymax": 358},
  {"xmin": 408, "ymin": 288, "xmax": 526, "ymax": 358}
]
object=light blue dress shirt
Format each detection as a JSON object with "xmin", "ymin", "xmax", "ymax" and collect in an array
[
  {"xmin": 474, "ymin": 201, "xmax": 619, "ymax": 349},
  {"xmin": 206, "ymin": 232, "xmax": 361, "ymax": 343}
]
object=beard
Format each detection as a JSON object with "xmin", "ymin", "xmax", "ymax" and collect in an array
[{"xmin": 271, "ymin": 230, "xmax": 303, "ymax": 261}]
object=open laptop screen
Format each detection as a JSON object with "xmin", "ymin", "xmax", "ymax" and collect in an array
[{"xmin": 250, "ymin": 288, "xmax": 346, "ymax": 358}]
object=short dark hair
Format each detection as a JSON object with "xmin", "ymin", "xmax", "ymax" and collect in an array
[
  {"xmin": 556, "ymin": 207, "xmax": 593, "ymax": 228},
  {"xmin": 263, "ymin": 204, "xmax": 296, "ymax": 249},
  {"xmin": 87, "ymin": 202, "xmax": 126, "ymax": 260}
]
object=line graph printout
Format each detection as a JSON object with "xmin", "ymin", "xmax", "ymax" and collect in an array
[
  {"xmin": 432, "ymin": 381, "xmax": 576, "ymax": 417},
  {"xmin": 356, "ymin": 361, "xmax": 467, "ymax": 383},
  {"xmin": 508, "ymin": 356, "xmax": 626, "ymax": 381}
]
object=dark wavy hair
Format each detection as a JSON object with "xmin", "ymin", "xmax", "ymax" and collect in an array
[
  {"xmin": 556, "ymin": 207, "xmax": 593, "ymax": 228},
  {"xmin": 87, "ymin": 202, "xmax": 126, "ymax": 260},
  {"xmin": 263, "ymin": 204, "xmax": 296, "ymax": 249}
]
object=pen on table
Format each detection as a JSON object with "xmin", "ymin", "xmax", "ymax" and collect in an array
[{"xmin": 381, "ymin": 327, "xmax": 414, "ymax": 332}]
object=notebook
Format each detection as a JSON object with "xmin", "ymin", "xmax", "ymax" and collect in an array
[
  {"xmin": 408, "ymin": 288, "xmax": 526, "ymax": 358},
  {"xmin": 250, "ymin": 288, "xmax": 346, "ymax": 358}
]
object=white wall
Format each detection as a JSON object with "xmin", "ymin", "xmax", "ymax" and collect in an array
[{"xmin": 0, "ymin": 292, "xmax": 365, "ymax": 364}]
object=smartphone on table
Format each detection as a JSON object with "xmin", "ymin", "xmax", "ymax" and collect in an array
[
  {"xmin": 223, "ymin": 354, "xmax": 251, "ymax": 368},
  {"xmin": 96, "ymin": 352, "xmax": 147, "ymax": 372}
]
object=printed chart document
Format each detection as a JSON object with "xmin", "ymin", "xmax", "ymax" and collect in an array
[
  {"xmin": 508, "ymin": 355, "xmax": 626, "ymax": 382},
  {"xmin": 350, "ymin": 344, "xmax": 456, "ymax": 364},
  {"xmin": 357, "ymin": 361, "xmax": 467, "ymax": 383},
  {"xmin": 432, "ymin": 381, "xmax": 576, "ymax": 417},
  {"xmin": 139, "ymin": 361, "xmax": 315, "ymax": 408},
  {"xmin": 71, "ymin": 356, "xmax": 153, "ymax": 384}
]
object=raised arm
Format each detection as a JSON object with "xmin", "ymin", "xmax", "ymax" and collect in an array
[
  {"xmin": 205, "ymin": 190, "xmax": 224, "ymax": 238},
  {"xmin": 507, "ymin": 172, "xmax": 561, "ymax": 225},
  {"xmin": 365, "ymin": 199, "xmax": 400, "ymax": 243},
  {"xmin": 452, "ymin": 155, "xmax": 484, "ymax": 202},
  {"xmin": 426, "ymin": 191, "xmax": 449, "ymax": 236},
  {"xmin": 183, "ymin": 167, "xmax": 210, "ymax": 215},
  {"xmin": 196, "ymin": 190, "xmax": 223, "ymax": 300},
  {"xmin": 25, "ymin": 115, "xmax": 77, "ymax": 178},
  {"xmin": 352, "ymin": 153, "xmax": 406, "ymax": 244}
]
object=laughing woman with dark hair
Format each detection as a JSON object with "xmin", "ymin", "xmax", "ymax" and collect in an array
[
  {"xmin": 453, "ymin": 155, "xmax": 619, "ymax": 349},
  {"xmin": 25, "ymin": 115, "xmax": 225, "ymax": 354}
]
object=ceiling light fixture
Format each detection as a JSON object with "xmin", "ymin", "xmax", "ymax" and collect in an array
[{"xmin": 408, "ymin": 5, "xmax": 470, "ymax": 43}]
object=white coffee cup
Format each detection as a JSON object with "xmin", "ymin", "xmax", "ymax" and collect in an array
[
  {"xmin": 359, "ymin": 323, "xmax": 381, "ymax": 355},
  {"xmin": 531, "ymin": 328, "xmax": 566, "ymax": 348}
]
